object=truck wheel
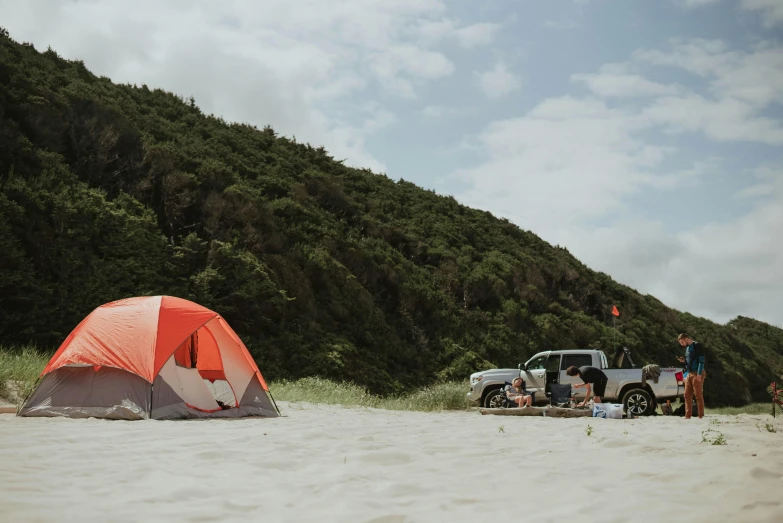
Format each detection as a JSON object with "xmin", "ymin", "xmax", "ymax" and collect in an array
[
  {"xmin": 483, "ymin": 388, "xmax": 504, "ymax": 409},
  {"xmin": 622, "ymin": 389, "xmax": 654, "ymax": 417}
]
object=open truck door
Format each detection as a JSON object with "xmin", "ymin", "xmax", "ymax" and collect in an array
[{"xmin": 520, "ymin": 351, "xmax": 551, "ymax": 398}]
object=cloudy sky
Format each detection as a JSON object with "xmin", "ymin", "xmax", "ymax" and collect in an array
[{"xmin": 2, "ymin": 0, "xmax": 781, "ymax": 327}]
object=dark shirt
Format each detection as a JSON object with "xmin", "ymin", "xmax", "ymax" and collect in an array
[
  {"xmin": 684, "ymin": 341, "xmax": 705, "ymax": 375},
  {"xmin": 578, "ymin": 366, "xmax": 607, "ymax": 384}
]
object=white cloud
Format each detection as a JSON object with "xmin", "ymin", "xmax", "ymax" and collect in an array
[
  {"xmin": 626, "ymin": 39, "xmax": 783, "ymax": 143},
  {"xmin": 451, "ymin": 97, "xmax": 675, "ymax": 234},
  {"xmin": 476, "ymin": 62, "xmax": 522, "ymax": 99},
  {"xmin": 423, "ymin": 105, "xmax": 448, "ymax": 118},
  {"xmin": 0, "ymin": 0, "xmax": 489, "ymax": 172},
  {"xmin": 545, "ymin": 19, "xmax": 580, "ymax": 30},
  {"xmin": 676, "ymin": 0, "xmax": 783, "ymax": 27},
  {"xmin": 673, "ymin": 0, "xmax": 721, "ymax": 8},
  {"xmin": 453, "ymin": 22, "xmax": 501, "ymax": 48},
  {"xmin": 633, "ymin": 38, "xmax": 735, "ymax": 77},
  {"xmin": 411, "ymin": 18, "xmax": 499, "ymax": 48},
  {"xmin": 735, "ymin": 164, "xmax": 783, "ymax": 199},
  {"xmin": 634, "ymin": 39, "xmax": 783, "ymax": 108},
  {"xmin": 710, "ymin": 44, "xmax": 783, "ymax": 107},
  {"xmin": 740, "ymin": 0, "xmax": 783, "ymax": 27},
  {"xmin": 572, "ymin": 69, "xmax": 680, "ymax": 98},
  {"xmin": 641, "ymin": 94, "xmax": 783, "ymax": 144},
  {"xmin": 422, "ymin": 105, "xmax": 464, "ymax": 119},
  {"xmin": 371, "ymin": 44, "xmax": 454, "ymax": 83}
]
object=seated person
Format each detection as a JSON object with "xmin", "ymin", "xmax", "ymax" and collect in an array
[{"xmin": 505, "ymin": 377, "xmax": 533, "ymax": 408}]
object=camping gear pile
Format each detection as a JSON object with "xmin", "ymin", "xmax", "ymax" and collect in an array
[{"xmin": 481, "ymin": 382, "xmax": 633, "ymax": 418}]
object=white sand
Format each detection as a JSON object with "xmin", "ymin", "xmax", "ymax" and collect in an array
[{"xmin": 1, "ymin": 403, "xmax": 782, "ymax": 523}]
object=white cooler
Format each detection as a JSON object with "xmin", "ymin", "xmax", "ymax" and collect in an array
[{"xmin": 592, "ymin": 403, "xmax": 624, "ymax": 419}]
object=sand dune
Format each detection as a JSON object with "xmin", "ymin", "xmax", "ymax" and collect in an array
[{"xmin": 1, "ymin": 403, "xmax": 782, "ymax": 522}]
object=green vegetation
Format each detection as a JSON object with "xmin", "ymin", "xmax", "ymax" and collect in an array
[
  {"xmin": 270, "ymin": 376, "xmax": 472, "ymax": 412},
  {"xmin": 701, "ymin": 429, "xmax": 727, "ymax": 445},
  {"xmin": 0, "ymin": 346, "xmax": 51, "ymax": 405},
  {"xmin": 1, "ymin": 29, "xmax": 782, "ymax": 405},
  {"xmin": 705, "ymin": 403, "xmax": 776, "ymax": 416}
]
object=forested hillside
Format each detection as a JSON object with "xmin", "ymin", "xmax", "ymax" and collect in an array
[{"xmin": 1, "ymin": 29, "xmax": 780, "ymax": 405}]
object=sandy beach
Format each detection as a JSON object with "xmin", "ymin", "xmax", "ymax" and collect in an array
[{"xmin": 1, "ymin": 403, "xmax": 782, "ymax": 523}]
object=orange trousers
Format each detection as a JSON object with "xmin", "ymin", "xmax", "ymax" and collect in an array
[{"xmin": 684, "ymin": 373, "xmax": 705, "ymax": 419}]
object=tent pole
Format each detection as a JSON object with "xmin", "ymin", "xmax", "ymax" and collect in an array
[
  {"xmin": 148, "ymin": 383, "xmax": 153, "ymax": 420},
  {"xmin": 268, "ymin": 389, "xmax": 281, "ymax": 416},
  {"xmin": 16, "ymin": 376, "xmax": 42, "ymax": 416}
]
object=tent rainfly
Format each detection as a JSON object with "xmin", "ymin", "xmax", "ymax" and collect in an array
[{"xmin": 18, "ymin": 296, "xmax": 279, "ymax": 420}]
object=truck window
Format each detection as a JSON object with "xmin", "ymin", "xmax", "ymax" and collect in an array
[
  {"xmin": 561, "ymin": 354, "xmax": 592, "ymax": 370},
  {"xmin": 526, "ymin": 354, "xmax": 549, "ymax": 370},
  {"xmin": 545, "ymin": 355, "xmax": 561, "ymax": 373}
]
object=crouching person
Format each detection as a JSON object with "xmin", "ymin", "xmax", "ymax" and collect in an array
[
  {"xmin": 506, "ymin": 377, "xmax": 533, "ymax": 408},
  {"xmin": 566, "ymin": 365, "xmax": 609, "ymax": 407}
]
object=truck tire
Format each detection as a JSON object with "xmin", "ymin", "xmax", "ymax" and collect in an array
[
  {"xmin": 483, "ymin": 388, "xmax": 505, "ymax": 409},
  {"xmin": 622, "ymin": 388, "xmax": 654, "ymax": 417}
]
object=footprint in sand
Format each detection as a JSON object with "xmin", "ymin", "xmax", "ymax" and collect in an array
[
  {"xmin": 194, "ymin": 450, "xmax": 224, "ymax": 460},
  {"xmin": 359, "ymin": 452, "xmax": 414, "ymax": 466},
  {"xmin": 742, "ymin": 500, "xmax": 781, "ymax": 510},
  {"xmin": 364, "ymin": 516, "xmax": 407, "ymax": 523},
  {"xmin": 257, "ymin": 460, "xmax": 291, "ymax": 470},
  {"xmin": 383, "ymin": 483, "xmax": 428, "ymax": 498},
  {"xmin": 601, "ymin": 439, "xmax": 634, "ymax": 448},
  {"xmin": 750, "ymin": 467, "xmax": 783, "ymax": 480},
  {"xmin": 453, "ymin": 497, "xmax": 481, "ymax": 506},
  {"xmin": 223, "ymin": 500, "xmax": 260, "ymax": 512}
]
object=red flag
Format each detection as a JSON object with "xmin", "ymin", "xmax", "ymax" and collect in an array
[{"xmin": 612, "ymin": 305, "xmax": 620, "ymax": 317}]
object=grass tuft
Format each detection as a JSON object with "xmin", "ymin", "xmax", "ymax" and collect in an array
[{"xmin": 0, "ymin": 345, "xmax": 51, "ymax": 407}]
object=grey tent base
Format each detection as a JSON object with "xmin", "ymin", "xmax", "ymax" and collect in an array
[
  {"xmin": 18, "ymin": 366, "xmax": 279, "ymax": 421},
  {"xmin": 19, "ymin": 405, "xmax": 150, "ymax": 420},
  {"xmin": 18, "ymin": 367, "xmax": 151, "ymax": 420}
]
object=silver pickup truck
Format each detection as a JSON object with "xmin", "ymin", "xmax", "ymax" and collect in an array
[{"xmin": 467, "ymin": 349, "xmax": 684, "ymax": 416}]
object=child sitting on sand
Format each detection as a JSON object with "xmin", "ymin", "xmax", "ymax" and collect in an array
[{"xmin": 505, "ymin": 377, "xmax": 533, "ymax": 408}]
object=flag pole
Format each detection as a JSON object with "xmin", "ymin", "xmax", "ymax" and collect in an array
[
  {"xmin": 612, "ymin": 314, "xmax": 616, "ymax": 351},
  {"xmin": 611, "ymin": 305, "xmax": 619, "ymax": 352}
]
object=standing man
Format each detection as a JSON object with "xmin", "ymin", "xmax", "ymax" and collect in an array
[
  {"xmin": 566, "ymin": 365, "xmax": 609, "ymax": 407},
  {"xmin": 677, "ymin": 333, "xmax": 706, "ymax": 419}
]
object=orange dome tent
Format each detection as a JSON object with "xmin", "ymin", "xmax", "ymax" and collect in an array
[{"xmin": 19, "ymin": 296, "xmax": 279, "ymax": 420}]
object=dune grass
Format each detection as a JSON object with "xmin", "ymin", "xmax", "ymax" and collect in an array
[
  {"xmin": 705, "ymin": 403, "xmax": 777, "ymax": 416},
  {"xmin": 0, "ymin": 346, "xmax": 51, "ymax": 406},
  {"xmin": 269, "ymin": 377, "xmax": 474, "ymax": 412}
]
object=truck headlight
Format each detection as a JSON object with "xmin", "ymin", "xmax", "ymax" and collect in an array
[{"xmin": 471, "ymin": 375, "xmax": 484, "ymax": 385}]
